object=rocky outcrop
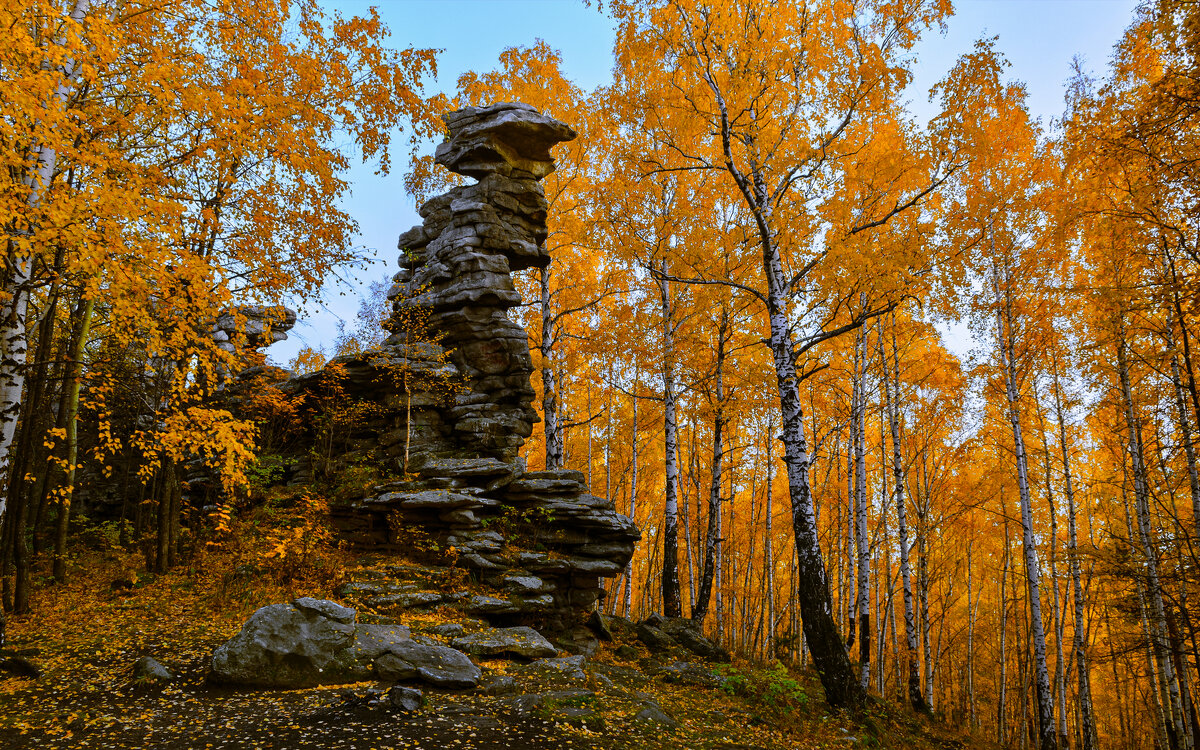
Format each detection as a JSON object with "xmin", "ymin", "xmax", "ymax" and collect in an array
[
  {"xmin": 265, "ymin": 103, "xmax": 638, "ymax": 637},
  {"xmin": 635, "ymin": 614, "xmax": 730, "ymax": 663}
]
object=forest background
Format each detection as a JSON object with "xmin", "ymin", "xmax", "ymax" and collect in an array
[{"xmin": 3, "ymin": 2, "xmax": 1196, "ymax": 750}]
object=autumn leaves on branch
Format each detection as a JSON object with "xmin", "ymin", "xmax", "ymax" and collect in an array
[{"xmin": 0, "ymin": 0, "xmax": 437, "ymax": 609}]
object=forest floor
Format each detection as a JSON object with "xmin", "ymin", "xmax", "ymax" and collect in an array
[{"xmin": 0, "ymin": 542, "xmax": 980, "ymax": 750}]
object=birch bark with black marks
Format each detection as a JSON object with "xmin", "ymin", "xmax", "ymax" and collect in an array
[
  {"xmin": 765, "ymin": 412, "xmax": 775, "ymax": 659},
  {"xmin": 1161, "ymin": 251, "xmax": 1200, "ymax": 544},
  {"xmin": 1052, "ymin": 361, "xmax": 1096, "ymax": 750},
  {"xmin": 1118, "ymin": 328, "xmax": 1188, "ymax": 750},
  {"xmin": 992, "ymin": 264, "xmax": 1056, "ymax": 750},
  {"xmin": 967, "ymin": 542, "xmax": 977, "ymax": 729},
  {"xmin": 999, "ymin": 520, "xmax": 1011, "ymax": 746},
  {"xmin": 883, "ymin": 316, "xmax": 926, "ymax": 712},
  {"xmin": 540, "ymin": 265, "xmax": 562, "ymax": 471},
  {"xmin": 622, "ymin": 379, "xmax": 640, "ymax": 619},
  {"xmin": 0, "ymin": 0, "xmax": 91, "ymax": 524},
  {"xmin": 1032, "ymin": 376, "xmax": 1069, "ymax": 749},
  {"xmin": 852, "ymin": 327, "xmax": 871, "ymax": 691},
  {"xmin": 658, "ymin": 257, "xmax": 682, "ymax": 617},
  {"xmin": 694, "ymin": 304, "xmax": 728, "ymax": 626}
]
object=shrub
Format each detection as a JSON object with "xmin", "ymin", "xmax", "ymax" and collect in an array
[{"xmin": 718, "ymin": 661, "xmax": 811, "ymax": 721}]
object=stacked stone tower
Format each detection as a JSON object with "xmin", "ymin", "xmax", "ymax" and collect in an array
[
  {"xmin": 387, "ymin": 102, "xmax": 573, "ymax": 461},
  {"xmin": 279, "ymin": 103, "xmax": 638, "ymax": 641}
]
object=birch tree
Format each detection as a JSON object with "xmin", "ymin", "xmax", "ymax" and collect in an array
[{"xmin": 611, "ymin": 0, "xmax": 959, "ymax": 706}]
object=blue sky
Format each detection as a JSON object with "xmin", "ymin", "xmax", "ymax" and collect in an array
[{"xmin": 273, "ymin": 0, "xmax": 1141, "ymax": 363}]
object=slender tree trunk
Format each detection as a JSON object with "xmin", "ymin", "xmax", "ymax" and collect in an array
[
  {"xmin": 1034, "ymin": 378, "xmax": 1069, "ymax": 749},
  {"xmin": 1051, "ymin": 361, "xmax": 1098, "ymax": 750},
  {"xmin": 968, "ymin": 541, "xmax": 977, "ymax": 730},
  {"xmin": 693, "ymin": 305, "xmax": 728, "ymax": 624},
  {"xmin": 606, "ymin": 361, "xmax": 613, "ymax": 506},
  {"xmin": 884, "ymin": 317, "xmax": 926, "ymax": 712},
  {"xmin": 1118, "ymin": 329, "xmax": 1187, "ymax": 750},
  {"xmin": 1162, "ymin": 253, "xmax": 1200, "ymax": 544},
  {"xmin": 993, "ymin": 266, "xmax": 1057, "ymax": 750},
  {"xmin": 852, "ymin": 328, "xmax": 870, "ymax": 691},
  {"xmin": 1000, "ymin": 520, "xmax": 1011, "ymax": 745},
  {"xmin": 765, "ymin": 413, "xmax": 775, "ymax": 659},
  {"xmin": 52, "ymin": 296, "xmax": 94, "ymax": 583},
  {"xmin": 622, "ymin": 383, "xmax": 639, "ymax": 619},
  {"xmin": 658, "ymin": 259, "xmax": 681, "ymax": 617},
  {"xmin": 846, "ymin": 433, "xmax": 856, "ymax": 646},
  {"xmin": 540, "ymin": 265, "xmax": 562, "ymax": 471},
  {"xmin": 917, "ymin": 459, "xmax": 934, "ymax": 711},
  {"xmin": 1166, "ymin": 244, "xmax": 1200, "ymax": 456}
]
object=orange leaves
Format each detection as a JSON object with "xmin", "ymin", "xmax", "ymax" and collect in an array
[
  {"xmin": 2, "ymin": 0, "xmax": 445, "ymax": 510},
  {"xmin": 256, "ymin": 492, "xmax": 340, "ymax": 584},
  {"xmin": 134, "ymin": 407, "xmax": 257, "ymax": 497}
]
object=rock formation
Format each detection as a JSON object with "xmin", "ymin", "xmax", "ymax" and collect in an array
[
  {"xmin": 212, "ymin": 305, "xmax": 297, "ymax": 354},
  {"xmin": 274, "ymin": 103, "xmax": 638, "ymax": 644},
  {"xmin": 389, "ymin": 102, "xmax": 574, "ymax": 460}
]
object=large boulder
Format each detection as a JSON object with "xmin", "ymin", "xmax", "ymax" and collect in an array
[
  {"xmin": 211, "ymin": 598, "xmax": 359, "ymax": 687},
  {"xmin": 210, "ymin": 598, "xmax": 481, "ymax": 689}
]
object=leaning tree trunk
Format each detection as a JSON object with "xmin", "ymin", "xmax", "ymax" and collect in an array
[
  {"xmin": 1161, "ymin": 251, "xmax": 1200, "ymax": 544},
  {"xmin": 992, "ymin": 267, "xmax": 1057, "ymax": 750},
  {"xmin": 763, "ymin": 227, "xmax": 862, "ymax": 708},
  {"xmin": 1118, "ymin": 329, "xmax": 1188, "ymax": 750}
]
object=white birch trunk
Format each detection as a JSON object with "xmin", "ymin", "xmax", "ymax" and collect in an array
[
  {"xmin": 853, "ymin": 328, "xmax": 871, "ymax": 691},
  {"xmin": 884, "ymin": 317, "xmax": 925, "ymax": 712},
  {"xmin": 765, "ymin": 413, "xmax": 775, "ymax": 659},
  {"xmin": 1051, "ymin": 366, "xmax": 1097, "ymax": 750},
  {"xmin": 0, "ymin": 0, "xmax": 92, "ymax": 521},
  {"xmin": 539, "ymin": 266, "xmax": 562, "ymax": 471},
  {"xmin": 1118, "ymin": 332, "xmax": 1188, "ymax": 750},
  {"xmin": 999, "ymin": 521, "xmax": 1011, "ymax": 745},
  {"xmin": 992, "ymin": 266, "xmax": 1057, "ymax": 750},
  {"xmin": 622, "ymin": 383, "xmax": 639, "ymax": 619},
  {"xmin": 658, "ymin": 258, "xmax": 681, "ymax": 616},
  {"xmin": 692, "ymin": 305, "xmax": 727, "ymax": 625}
]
